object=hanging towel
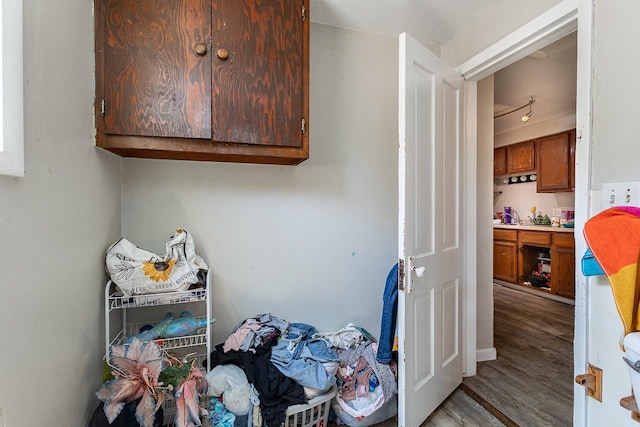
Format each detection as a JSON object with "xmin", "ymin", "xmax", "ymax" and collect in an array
[{"xmin": 584, "ymin": 206, "xmax": 640, "ymax": 337}]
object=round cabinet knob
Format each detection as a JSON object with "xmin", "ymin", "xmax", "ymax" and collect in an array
[
  {"xmin": 216, "ymin": 48, "xmax": 229, "ymax": 60},
  {"xmin": 194, "ymin": 43, "xmax": 207, "ymax": 55}
]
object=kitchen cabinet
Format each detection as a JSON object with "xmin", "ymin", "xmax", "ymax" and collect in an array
[
  {"xmin": 493, "ymin": 226, "xmax": 575, "ymax": 299},
  {"xmin": 494, "ymin": 141, "xmax": 535, "ymax": 176},
  {"xmin": 506, "ymin": 140, "xmax": 535, "ymax": 174},
  {"xmin": 494, "ymin": 146, "xmax": 507, "ymax": 176},
  {"xmin": 569, "ymin": 129, "xmax": 576, "ymax": 191},
  {"xmin": 551, "ymin": 232, "xmax": 575, "ymax": 298},
  {"xmin": 493, "ymin": 229, "xmax": 518, "ymax": 283},
  {"xmin": 94, "ymin": 0, "xmax": 310, "ymax": 165},
  {"xmin": 536, "ymin": 131, "xmax": 573, "ymax": 192}
]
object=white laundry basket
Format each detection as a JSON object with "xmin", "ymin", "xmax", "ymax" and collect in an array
[{"xmin": 283, "ymin": 386, "xmax": 337, "ymax": 427}]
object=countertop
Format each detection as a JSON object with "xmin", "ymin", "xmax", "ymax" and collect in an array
[{"xmin": 493, "ymin": 223, "xmax": 574, "ymax": 233}]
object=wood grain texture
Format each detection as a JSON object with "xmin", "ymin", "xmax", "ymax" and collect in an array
[
  {"xmin": 463, "ymin": 284, "xmax": 574, "ymax": 426},
  {"xmin": 103, "ymin": 0, "xmax": 212, "ymax": 139},
  {"xmin": 536, "ymin": 132, "xmax": 571, "ymax": 192},
  {"xmin": 212, "ymin": 0, "xmax": 304, "ymax": 147}
]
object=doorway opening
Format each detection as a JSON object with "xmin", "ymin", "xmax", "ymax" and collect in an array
[{"xmin": 456, "ymin": 2, "xmax": 591, "ymax": 425}]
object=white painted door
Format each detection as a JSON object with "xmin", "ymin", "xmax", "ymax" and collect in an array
[{"xmin": 397, "ymin": 32, "xmax": 464, "ymax": 427}]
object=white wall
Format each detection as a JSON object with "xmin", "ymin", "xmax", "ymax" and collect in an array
[
  {"xmin": 586, "ymin": 1, "xmax": 640, "ymax": 424},
  {"xmin": 442, "ymin": 0, "xmax": 563, "ymax": 68},
  {"xmin": 120, "ymin": 24, "xmax": 399, "ymax": 345},
  {"xmin": 476, "ymin": 76, "xmax": 495, "ymax": 355},
  {"xmin": 493, "ymin": 114, "xmax": 576, "ymax": 220},
  {"xmin": 0, "ymin": 1, "xmax": 122, "ymax": 425}
]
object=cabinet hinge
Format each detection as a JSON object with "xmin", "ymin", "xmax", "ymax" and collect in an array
[
  {"xmin": 398, "ymin": 258, "xmax": 405, "ymax": 291},
  {"xmin": 101, "ymin": 99, "xmax": 106, "ymax": 117},
  {"xmin": 302, "ymin": 5, "xmax": 306, "ymax": 21},
  {"xmin": 301, "ymin": 118, "xmax": 306, "ymax": 134}
]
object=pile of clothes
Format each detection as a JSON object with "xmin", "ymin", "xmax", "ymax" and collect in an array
[{"xmin": 204, "ymin": 314, "xmax": 397, "ymax": 427}]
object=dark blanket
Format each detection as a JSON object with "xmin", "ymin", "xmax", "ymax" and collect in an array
[
  {"xmin": 208, "ymin": 341, "xmax": 306, "ymax": 427},
  {"xmin": 87, "ymin": 400, "xmax": 163, "ymax": 427}
]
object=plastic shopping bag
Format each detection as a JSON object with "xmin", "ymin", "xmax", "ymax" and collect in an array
[{"xmin": 105, "ymin": 228, "xmax": 206, "ymax": 296}]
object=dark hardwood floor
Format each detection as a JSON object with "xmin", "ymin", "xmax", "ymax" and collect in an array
[
  {"xmin": 462, "ymin": 283, "xmax": 574, "ymax": 426},
  {"xmin": 333, "ymin": 283, "xmax": 574, "ymax": 427}
]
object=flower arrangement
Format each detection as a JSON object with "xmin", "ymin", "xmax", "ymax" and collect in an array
[{"xmin": 96, "ymin": 338, "xmax": 208, "ymax": 427}]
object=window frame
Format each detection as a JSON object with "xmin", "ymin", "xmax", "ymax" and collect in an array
[{"xmin": 0, "ymin": 0, "xmax": 24, "ymax": 177}]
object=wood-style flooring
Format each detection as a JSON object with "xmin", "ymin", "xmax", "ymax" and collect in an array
[
  {"xmin": 462, "ymin": 283, "xmax": 574, "ymax": 426},
  {"xmin": 332, "ymin": 283, "xmax": 574, "ymax": 426}
]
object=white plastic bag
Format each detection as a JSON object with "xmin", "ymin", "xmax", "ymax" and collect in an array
[{"xmin": 105, "ymin": 229, "xmax": 206, "ymax": 296}]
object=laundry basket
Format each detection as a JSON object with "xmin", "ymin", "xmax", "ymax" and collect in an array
[{"xmin": 283, "ymin": 385, "xmax": 337, "ymax": 427}]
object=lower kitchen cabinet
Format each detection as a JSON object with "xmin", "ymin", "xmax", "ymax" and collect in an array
[
  {"xmin": 493, "ymin": 227, "xmax": 575, "ymax": 299},
  {"xmin": 551, "ymin": 232, "xmax": 576, "ymax": 298},
  {"xmin": 493, "ymin": 229, "xmax": 518, "ymax": 283}
]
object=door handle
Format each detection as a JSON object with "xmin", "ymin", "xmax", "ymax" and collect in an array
[{"xmin": 412, "ymin": 266, "xmax": 426, "ymax": 278}]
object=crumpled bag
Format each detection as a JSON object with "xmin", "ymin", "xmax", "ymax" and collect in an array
[
  {"xmin": 206, "ymin": 365, "xmax": 252, "ymax": 416},
  {"xmin": 105, "ymin": 228, "xmax": 207, "ymax": 296}
]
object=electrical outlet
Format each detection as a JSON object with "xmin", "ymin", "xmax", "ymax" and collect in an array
[{"xmin": 601, "ymin": 182, "xmax": 640, "ymax": 210}]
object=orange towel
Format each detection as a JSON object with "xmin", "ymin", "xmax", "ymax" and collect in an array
[{"xmin": 584, "ymin": 206, "xmax": 640, "ymax": 336}]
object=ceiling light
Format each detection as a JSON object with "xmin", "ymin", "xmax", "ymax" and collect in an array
[
  {"xmin": 521, "ymin": 98, "xmax": 534, "ymax": 121},
  {"xmin": 494, "ymin": 96, "xmax": 536, "ymax": 121}
]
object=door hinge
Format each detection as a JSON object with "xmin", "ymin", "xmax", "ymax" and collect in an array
[
  {"xmin": 301, "ymin": 118, "xmax": 306, "ymax": 134},
  {"xmin": 100, "ymin": 99, "xmax": 106, "ymax": 117},
  {"xmin": 398, "ymin": 259, "xmax": 405, "ymax": 291},
  {"xmin": 302, "ymin": 5, "xmax": 306, "ymax": 21}
]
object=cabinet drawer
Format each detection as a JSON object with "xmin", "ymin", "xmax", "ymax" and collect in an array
[
  {"xmin": 553, "ymin": 232, "xmax": 575, "ymax": 248},
  {"xmin": 519, "ymin": 231, "xmax": 551, "ymax": 246},
  {"xmin": 494, "ymin": 229, "xmax": 518, "ymax": 242}
]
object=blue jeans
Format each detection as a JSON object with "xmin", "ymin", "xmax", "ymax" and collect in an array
[
  {"xmin": 270, "ymin": 337, "xmax": 336, "ymax": 390},
  {"xmin": 376, "ymin": 263, "xmax": 398, "ymax": 363}
]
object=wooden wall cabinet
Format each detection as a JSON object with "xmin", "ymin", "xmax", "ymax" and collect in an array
[
  {"xmin": 493, "ymin": 229, "xmax": 518, "ymax": 283},
  {"xmin": 94, "ymin": 0, "xmax": 310, "ymax": 165},
  {"xmin": 494, "ymin": 129, "xmax": 576, "ymax": 193},
  {"xmin": 494, "ymin": 146, "xmax": 507, "ymax": 176},
  {"xmin": 506, "ymin": 141, "xmax": 536, "ymax": 174},
  {"xmin": 494, "ymin": 140, "xmax": 535, "ymax": 177},
  {"xmin": 536, "ymin": 131, "xmax": 573, "ymax": 192}
]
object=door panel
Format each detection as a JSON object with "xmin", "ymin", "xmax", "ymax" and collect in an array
[
  {"xmin": 398, "ymin": 32, "xmax": 464, "ymax": 427},
  {"xmin": 103, "ymin": 0, "xmax": 212, "ymax": 139}
]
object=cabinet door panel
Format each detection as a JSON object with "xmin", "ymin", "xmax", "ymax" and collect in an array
[
  {"xmin": 212, "ymin": 0, "xmax": 304, "ymax": 148},
  {"xmin": 519, "ymin": 231, "xmax": 551, "ymax": 246},
  {"xmin": 494, "ymin": 241, "xmax": 518, "ymax": 283},
  {"xmin": 553, "ymin": 247, "xmax": 575, "ymax": 298},
  {"xmin": 494, "ymin": 228, "xmax": 517, "ymax": 242},
  {"xmin": 103, "ymin": 0, "xmax": 212, "ymax": 139},
  {"xmin": 507, "ymin": 141, "xmax": 535, "ymax": 174},
  {"xmin": 537, "ymin": 132, "xmax": 570, "ymax": 192},
  {"xmin": 569, "ymin": 130, "xmax": 576, "ymax": 191},
  {"xmin": 494, "ymin": 147, "xmax": 507, "ymax": 176}
]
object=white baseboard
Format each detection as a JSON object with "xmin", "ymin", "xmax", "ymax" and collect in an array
[{"xmin": 476, "ymin": 347, "xmax": 497, "ymax": 362}]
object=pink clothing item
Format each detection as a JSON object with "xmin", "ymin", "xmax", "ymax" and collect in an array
[
  {"xmin": 223, "ymin": 322, "xmax": 261, "ymax": 352},
  {"xmin": 355, "ymin": 357, "xmax": 373, "ymax": 398}
]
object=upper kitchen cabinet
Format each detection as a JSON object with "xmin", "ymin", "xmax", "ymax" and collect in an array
[
  {"xmin": 494, "ymin": 146, "xmax": 507, "ymax": 176},
  {"xmin": 494, "ymin": 141, "xmax": 535, "ymax": 177},
  {"xmin": 94, "ymin": 0, "xmax": 310, "ymax": 165},
  {"xmin": 536, "ymin": 130, "xmax": 574, "ymax": 192},
  {"xmin": 506, "ymin": 140, "xmax": 535, "ymax": 174}
]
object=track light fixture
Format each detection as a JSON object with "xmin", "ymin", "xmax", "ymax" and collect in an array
[{"xmin": 494, "ymin": 96, "xmax": 535, "ymax": 121}]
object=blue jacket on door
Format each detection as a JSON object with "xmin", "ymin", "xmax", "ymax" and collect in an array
[{"xmin": 377, "ymin": 263, "xmax": 398, "ymax": 363}]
